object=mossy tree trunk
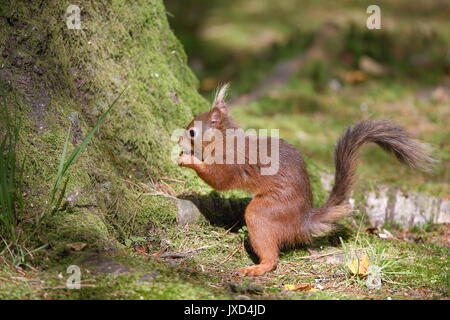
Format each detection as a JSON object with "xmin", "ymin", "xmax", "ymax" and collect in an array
[{"xmin": 0, "ymin": 0, "xmax": 207, "ymax": 250}]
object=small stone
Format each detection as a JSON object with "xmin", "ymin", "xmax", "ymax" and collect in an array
[
  {"xmin": 176, "ymin": 199, "xmax": 202, "ymax": 227},
  {"xmin": 81, "ymin": 253, "xmax": 129, "ymax": 275},
  {"xmin": 227, "ymin": 283, "xmax": 263, "ymax": 295},
  {"xmin": 319, "ymin": 171, "xmax": 450, "ymax": 230}
]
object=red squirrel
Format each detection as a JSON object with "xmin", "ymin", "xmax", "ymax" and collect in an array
[{"xmin": 177, "ymin": 84, "xmax": 435, "ymax": 276}]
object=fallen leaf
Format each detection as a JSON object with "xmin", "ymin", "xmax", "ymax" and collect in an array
[
  {"xmin": 343, "ymin": 70, "xmax": 366, "ymax": 84},
  {"xmin": 347, "ymin": 254, "xmax": 369, "ymax": 276},
  {"xmin": 133, "ymin": 246, "xmax": 148, "ymax": 255},
  {"xmin": 283, "ymin": 283, "xmax": 314, "ymax": 292}
]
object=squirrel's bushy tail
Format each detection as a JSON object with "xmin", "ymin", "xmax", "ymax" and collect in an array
[{"xmin": 307, "ymin": 120, "xmax": 436, "ymax": 237}]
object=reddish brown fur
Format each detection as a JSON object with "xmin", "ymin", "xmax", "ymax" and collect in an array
[{"xmin": 177, "ymin": 86, "xmax": 435, "ymax": 276}]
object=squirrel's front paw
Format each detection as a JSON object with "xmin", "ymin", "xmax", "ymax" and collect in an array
[
  {"xmin": 177, "ymin": 153, "xmax": 202, "ymax": 166},
  {"xmin": 176, "ymin": 153, "xmax": 190, "ymax": 166}
]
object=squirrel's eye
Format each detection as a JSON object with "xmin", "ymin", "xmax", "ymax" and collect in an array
[{"xmin": 189, "ymin": 128, "xmax": 197, "ymax": 138}]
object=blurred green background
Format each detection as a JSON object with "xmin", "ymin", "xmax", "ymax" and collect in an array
[{"xmin": 165, "ymin": 0, "xmax": 450, "ymax": 196}]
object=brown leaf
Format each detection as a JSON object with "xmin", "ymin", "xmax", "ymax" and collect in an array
[
  {"xmin": 347, "ymin": 254, "xmax": 369, "ymax": 275},
  {"xmin": 133, "ymin": 246, "xmax": 148, "ymax": 255},
  {"xmin": 283, "ymin": 283, "xmax": 315, "ymax": 292},
  {"xmin": 343, "ymin": 70, "xmax": 366, "ymax": 84}
]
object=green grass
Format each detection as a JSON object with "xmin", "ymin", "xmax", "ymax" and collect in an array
[
  {"xmin": 158, "ymin": 0, "xmax": 450, "ymax": 300},
  {"xmin": 167, "ymin": 0, "xmax": 450, "ymax": 196},
  {"xmin": 229, "ymin": 77, "xmax": 449, "ymax": 197},
  {"xmin": 4, "ymin": 219, "xmax": 446, "ymax": 300},
  {"xmin": 46, "ymin": 88, "xmax": 126, "ymax": 219},
  {"xmin": 338, "ymin": 220, "xmax": 411, "ymax": 290}
]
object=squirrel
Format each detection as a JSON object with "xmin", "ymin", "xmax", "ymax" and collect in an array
[{"xmin": 177, "ymin": 84, "xmax": 435, "ymax": 276}]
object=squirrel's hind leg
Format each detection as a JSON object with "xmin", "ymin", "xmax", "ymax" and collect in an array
[{"xmin": 236, "ymin": 198, "xmax": 284, "ymax": 276}]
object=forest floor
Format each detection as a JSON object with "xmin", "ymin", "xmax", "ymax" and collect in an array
[
  {"xmin": 0, "ymin": 213, "xmax": 448, "ymax": 300},
  {"xmin": 1, "ymin": 0, "xmax": 449, "ymax": 299}
]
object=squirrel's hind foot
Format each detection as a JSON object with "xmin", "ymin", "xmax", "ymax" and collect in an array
[{"xmin": 236, "ymin": 263, "xmax": 276, "ymax": 276}]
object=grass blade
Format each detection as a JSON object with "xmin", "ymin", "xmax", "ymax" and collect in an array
[
  {"xmin": 47, "ymin": 127, "xmax": 71, "ymax": 213},
  {"xmin": 44, "ymin": 86, "xmax": 126, "ymax": 217},
  {"xmin": 60, "ymin": 87, "xmax": 126, "ymax": 178}
]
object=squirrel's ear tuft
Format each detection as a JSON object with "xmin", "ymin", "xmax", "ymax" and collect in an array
[
  {"xmin": 210, "ymin": 83, "xmax": 230, "ymax": 126},
  {"xmin": 212, "ymin": 83, "xmax": 230, "ymax": 109}
]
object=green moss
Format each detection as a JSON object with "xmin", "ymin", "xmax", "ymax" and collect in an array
[
  {"xmin": 48, "ymin": 210, "xmax": 112, "ymax": 248},
  {"xmin": 0, "ymin": 0, "xmax": 255, "ymax": 299},
  {"xmin": 0, "ymin": 251, "xmax": 234, "ymax": 299},
  {"xmin": 0, "ymin": 0, "xmax": 209, "ymax": 249}
]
